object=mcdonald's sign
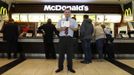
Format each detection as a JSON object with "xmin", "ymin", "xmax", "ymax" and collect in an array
[
  {"xmin": 0, "ymin": 6, "xmax": 8, "ymax": 15},
  {"xmin": 124, "ymin": 8, "xmax": 132, "ymax": 16}
]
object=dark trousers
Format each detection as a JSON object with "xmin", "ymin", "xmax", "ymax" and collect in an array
[
  {"xmin": 81, "ymin": 39, "xmax": 92, "ymax": 62},
  {"xmin": 6, "ymin": 41, "xmax": 18, "ymax": 58},
  {"xmin": 96, "ymin": 38, "xmax": 105, "ymax": 59},
  {"xmin": 58, "ymin": 36, "xmax": 74, "ymax": 70},
  {"xmin": 105, "ymin": 34, "xmax": 115, "ymax": 59},
  {"xmin": 44, "ymin": 40, "xmax": 56, "ymax": 59}
]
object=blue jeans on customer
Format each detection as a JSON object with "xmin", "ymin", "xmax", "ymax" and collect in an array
[
  {"xmin": 96, "ymin": 38, "xmax": 105, "ymax": 59},
  {"xmin": 81, "ymin": 39, "xmax": 92, "ymax": 62}
]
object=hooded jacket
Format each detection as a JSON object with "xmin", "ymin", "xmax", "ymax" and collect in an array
[{"xmin": 80, "ymin": 19, "xmax": 94, "ymax": 40}]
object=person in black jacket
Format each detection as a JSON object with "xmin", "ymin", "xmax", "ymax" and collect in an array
[
  {"xmin": 2, "ymin": 19, "xmax": 19, "ymax": 59},
  {"xmin": 80, "ymin": 15, "xmax": 94, "ymax": 64},
  {"xmin": 38, "ymin": 19, "xmax": 59, "ymax": 59}
]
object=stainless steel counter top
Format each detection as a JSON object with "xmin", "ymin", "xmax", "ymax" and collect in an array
[{"xmin": 0, "ymin": 38, "xmax": 134, "ymax": 43}]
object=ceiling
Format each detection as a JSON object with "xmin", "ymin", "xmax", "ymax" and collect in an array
[{"xmin": 2, "ymin": 0, "xmax": 132, "ymax": 4}]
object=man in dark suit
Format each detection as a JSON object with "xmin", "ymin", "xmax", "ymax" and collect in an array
[
  {"xmin": 2, "ymin": 19, "xmax": 19, "ymax": 59},
  {"xmin": 38, "ymin": 19, "xmax": 59, "ymax": 59}
]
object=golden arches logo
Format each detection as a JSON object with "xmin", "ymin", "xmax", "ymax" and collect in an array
[
  {"xmin": 124, "ymin": 8, "xmax": 132, "ymax": 16},
  {"xmin": 0, "ymin": 7, "xmax": 8, "ymax": 15}
]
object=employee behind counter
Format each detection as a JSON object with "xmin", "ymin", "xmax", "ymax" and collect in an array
[{"xmin": 19, "ymin": 25, "xmax": 30, "ymax": 37}]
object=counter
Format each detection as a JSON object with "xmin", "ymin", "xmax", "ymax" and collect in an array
[
  {"xmin": 0, "ymin": 37, "xmax": 134, "ymax": 54},
  {"xmin": 1, "ymin": 37, "xmax": 134, "ymax": 43}
]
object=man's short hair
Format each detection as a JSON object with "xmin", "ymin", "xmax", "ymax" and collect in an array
[
  {"xmin": 83, "ymin": 15, "xmax": 89, "ymax": 19},
  {"xmin": 9, "ymin": 19, "xmax": 14, "ymax": 22},
  {"xmin": 64, "ymin": 8, "xmax": 70, "ymax": 12}
]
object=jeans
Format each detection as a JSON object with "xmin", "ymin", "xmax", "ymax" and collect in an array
[
  {"xmin": 96, "ymin": 38, "xmax": 105, "ymax": 59},
  {"xmin": 81, "ymin": 39, "xmax": 92, "ymax": 62}
]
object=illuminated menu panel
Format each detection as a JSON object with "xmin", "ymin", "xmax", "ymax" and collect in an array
[
  {"xmin": 20, "ymin": 14, "xmax": 28, "ymax": 22},
  {"xmin": 96, "ymin": 15, "xmax": 104, "ymax": 22},
  {"xmin": 75, "ymin": 15, "xmax": 83, "ymax": 23},
  {"xmin": 12, "ymin": 14, "xmax": 20, "ymax": 22},
  {"xmin": 45, "ymin": 14, "xmax": 62, "ymax": 22},
  {"xmin": 89, "ymin": 15, "xmax": 96, "ymax": 22},
  {"xmin": 28, "ymin": 14, "xmax": 44, "ymax": 22},
  {"xmin": 124, "ymin": 16, "xmax": 133, "ymax": 22},
  {"xmin": 104, "ymin": 15, "xmax": 121, "ymax": 23}
]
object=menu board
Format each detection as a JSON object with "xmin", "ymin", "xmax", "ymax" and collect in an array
[
  {"xmin": 12, "ymin": 14, "xmax": 20, "ymax": 22},
  {"xmin": 104, "ymin": 15, "xmax": 121, "ymax": 23},
  {"xmin": 96, "ymin": 15, "xmax": 104, "ymax": 22},
  {"xmin": 20, "ymin": 14, "xmax": 28, "ymax": 22},
  {"xmin": 74, "ymin": 14, "xmax": 83, "ymax": 23},
  {"xmin": 28, "ymin": 14, "xmax": 44, "ymax": 22},
  {"xmin": 89, "ymin": 15, "xmax": 96, "ymax": 22},
  {"xmin": 45, "ymin": 14, "xmax": 61, "ymax": 22}
]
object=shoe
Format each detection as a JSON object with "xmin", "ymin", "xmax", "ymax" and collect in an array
[
  {"xmin": 68, "ymin": 69, "xmax": 76, "ymax": 73},
  {"xmin": 55, "ymin": 69, "xmax": 63, "ymax": 73},
  {"xmin": 81, "ymin": 60, "xmax": 92, "ymax": 63}
]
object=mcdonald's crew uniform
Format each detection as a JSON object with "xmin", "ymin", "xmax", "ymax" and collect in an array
[{"xmin": 56, "ymin": 17, "xmax": 78, "ymax": 70}]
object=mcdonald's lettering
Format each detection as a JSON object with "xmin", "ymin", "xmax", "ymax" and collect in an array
[
  {"xmin": 0, "ymin": 7, "xmax": 8, "ymax": 15},
  {"xmin": 124, "ymin": 8, "xmax": 132, "ymax": 16}
]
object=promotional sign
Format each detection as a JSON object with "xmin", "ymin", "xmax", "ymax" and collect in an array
[
  {"xmin": 44, "ymin": 5, "xmax": 89, "ymax": 12},
  {"xmin": 124, "ymin": 8, "xmax": 132, "ymax": 16},
  {"xmin": 11, "ymin": 3, "xmax": 121, "ymax": 13},
  {"xmin": 124, "ymin": 2, "xmax": 132, "ymax": 16},
  {"xmin": 0, "ymin": 6, "xmax": 8, "ymax": 15},
  {"xmin": 61, "ymin": 21, "xmax": 70, "ymax": 27},
  {"xmin": 0, "ymin": 1, "xmax": 8, "ymax": 15}
]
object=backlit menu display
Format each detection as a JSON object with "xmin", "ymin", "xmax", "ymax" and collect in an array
[
  {"xmin": 29, "ymin": 14, "xmax": 44, "ymax": 22},
  {"xmin": 96, "ymin": 15, "xmax": 104, "ymax": 22},
  {"xmin": 12, "ymin": 14, "xmax": 20, "ymax": 22},
  {"xmin": 104, "ymin": 15, "xmax": 121, "ymax": 23},
  {"xmin": 45, "ymin": 14, "xmax": 62, "ymax": 22},
  {"xmin": 20, "ymin": 14, "xmax": 28, "ymax": 22}
]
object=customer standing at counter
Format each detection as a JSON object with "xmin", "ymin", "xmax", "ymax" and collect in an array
[
  {"xmin": 55, "ymin": 8, "xmax": 78, "ymax": 73},
  {"xmin": 80, "ymin": 15, "xmax": 94, "ymax": 64},
  {"xmin": 94, "ymin": 23, "xmax": 106, "ymax": 61},
  {"xmin": 2, "ymin": 19, "xmax": 19, "ymax": 59},
  {"xmin": 38, "ymin": 19, "xmax": 59, "ymax": 59},
  {"xmin": 104, "ymin": 25, "xmax": 114, "ymax": 59}
]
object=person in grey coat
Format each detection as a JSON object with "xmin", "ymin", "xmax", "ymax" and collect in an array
[{"xmin": 80, "ymin": 15, "xmax": 94, "ymax": 64}]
